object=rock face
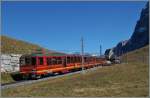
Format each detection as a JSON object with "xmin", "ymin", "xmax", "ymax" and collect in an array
[
  {"xmin": 105, "ymin": 2, "xmax": 149, "ymax": 58},
  {"xmin": 1, "ymin": 54, "xmax": 22, "ymax": 72},
  {"xmin": 123, "ymin": 2, "xmax": 149, "ymax": 53},
  {"xmin": 113, "ymin": 40, "xmax": 129, "ymax": 56}
]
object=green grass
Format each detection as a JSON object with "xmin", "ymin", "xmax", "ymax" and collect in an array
[
  {"xmin": 1, "ymin": 73, "xmax": 15, "ymax": 84},
  {"xmin": 1, "ymin": 63, "xmax": 149, "ymax": 97}
]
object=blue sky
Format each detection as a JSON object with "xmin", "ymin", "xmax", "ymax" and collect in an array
[{"xmin": 2, "ymin": 1, "xmax": 147, "ymax": 54}]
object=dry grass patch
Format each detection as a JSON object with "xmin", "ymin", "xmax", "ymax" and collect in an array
[{"xmin": 1, "ymin": 73, "xmax": 15, "ymax": 84}]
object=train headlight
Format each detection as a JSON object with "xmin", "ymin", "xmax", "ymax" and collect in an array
[{"xmin": 46, "ymin": 70, "xmax": 52, "ymax": 74}]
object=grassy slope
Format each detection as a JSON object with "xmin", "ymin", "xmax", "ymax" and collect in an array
[
  {"xmin": 1, "ymin": 35, "xmax": 66, "ymax": 55},
  {"xmin": 1, "ymin": 73, "xmax": 15, "ymax": 84},
  {"xmin": 121, "ymin": 45, "xmax": 149, "ymax": 64},
  {"xmin": 1, "ymin": 35, "xmax": 49, "ymax": 54},
  {"xmin": 1, "ymin": 45, "xmax": 149, "ymax": 97}
]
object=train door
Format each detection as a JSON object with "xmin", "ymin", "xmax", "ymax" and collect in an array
[{"xmin": 37, "ymin": 57, "xmax": 44, "ymax": 66}]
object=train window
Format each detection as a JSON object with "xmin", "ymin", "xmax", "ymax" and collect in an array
[
  {"xmin": 70, "ymin": 57, "xmax": 72, "ymax": 63},
  {"xmin": 63, "ymin": 58, "xmax": 67, "ymax": 67},
  {"xmin": 32, "ymin": 57, "xmax": 36, "ymax": 65},
  {"xmin": 71, "ymin": 57, "xmax": 74, "ymax": 63},
  {"xmin": 90, "ymin": 58, "xmax": 92, "ymax": 62},
  {"xmin": 67, "ymin": 57, "xmax": 70, "ymax": 64},
  {"xmin": 87, "ymin": 58, "xmax": 89, "ymax": 62},
  {"xmin": 74, "ymin": 57, "xmax": 77, "ymax": 62},
  {"xmin": 57, "ymin": 57, "xmax": 62, "ymax": 64},
  {"xmin": 79, "ymin": 57, "xmax": 82, "ymax": 62},
  {"xmin": 84, "ymin": 57, "xmax": 87, "ymax": 62},
  {"xmin": 77, "ymin": 57, "xmax": 80, "ymax": 62},
  {"xmin": 54, "ymin": 58, "xmax": 57, "ymax": 64},
  {"xmin": 38, "ymin": 57, "xmax": 43, "ymax": 65},
  {"xmin": 52, "ymin": 58, "xmax": 57, "ymax": 65},
  {"xmin": 72, "ymin": 57, "xmax": 75, "ymax": 63},
  {"xmin": 47, "ymin": 58, "xmax": 51, "ymax": 65},
  {"xmin": 25, "ymin": 57, "xmax": 31, "ymax": 65},
  {"xmin": 77, "ymin": 57, "xmax": 79, "ymax": 62}
]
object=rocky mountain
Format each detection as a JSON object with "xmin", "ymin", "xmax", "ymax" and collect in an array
[
  {"xmin": 113, "ymin": 40, "xmax": 129, "ymax": 56},
  {"xmin": 123, "ymin": 2, "xmax": 149, "ymax": 52},
  {"xmin": 105, "ymin": 2, "xmax": 149, "ymax": 58}
]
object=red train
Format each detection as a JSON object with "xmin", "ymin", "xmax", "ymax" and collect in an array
[{"xmin": 19, "ymin": 53, "xmax": 107, "ymax": 79}]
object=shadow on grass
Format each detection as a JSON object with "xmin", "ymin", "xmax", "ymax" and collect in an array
[{"xmin": 11, "ymin": 73, "xmax": 23, "ymax": 81}]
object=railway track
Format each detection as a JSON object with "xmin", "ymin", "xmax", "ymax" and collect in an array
[{"xmin": 1, "ymin": 65, "xmax": 103, "ymax": 90}]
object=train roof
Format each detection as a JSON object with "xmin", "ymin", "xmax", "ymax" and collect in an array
[
  {"xmin": 21, "ymin": 52, "xmax": 104, "ymax": 58},
  {"xmin": 21, "ymin": 53, "xmax": 65, "ymax": 57},
  {"xmin": 21, "ymin": 52, "xmax": 83, "ymax": 57}
]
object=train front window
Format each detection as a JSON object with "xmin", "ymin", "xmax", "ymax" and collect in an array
[
  {"xmin": 20, "ymin": 57, "xmax": 33, "ymax": 66},
  {"xmin": 25, "ymin": 57, "xmax": 31, "ymax": 65},
  {"xmin": 20, "ymin": 58, "xmax": 25, "ymax": 66}
]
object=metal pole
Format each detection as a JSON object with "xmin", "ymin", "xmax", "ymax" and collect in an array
[
  {"xmin": 126, "ymin": 53, "xmax": 128, "ymax": 64},
  {"xmin": 100, "ymin": 44, "xmax": 102, "ymax": 57},
  {"xmin": 81, "ymin": 37, "xmax": 85, "ymax": 74}
]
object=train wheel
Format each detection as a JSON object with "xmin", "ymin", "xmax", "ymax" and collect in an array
[
  {"xmin": 58, "ymin": 71, "xmax": 63, "ymax": 75},
  {"xmin": 22, "ymin": 74, "xmax": 29, "ymax": 80},
  {"xmin": 31, "ymin": 75, "xmax": 41, "ymax": 80}
]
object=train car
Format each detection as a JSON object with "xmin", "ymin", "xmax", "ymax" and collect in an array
[{"xmin": 19, "ymin": 53, "xmax": 106, "ymax": 79}]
